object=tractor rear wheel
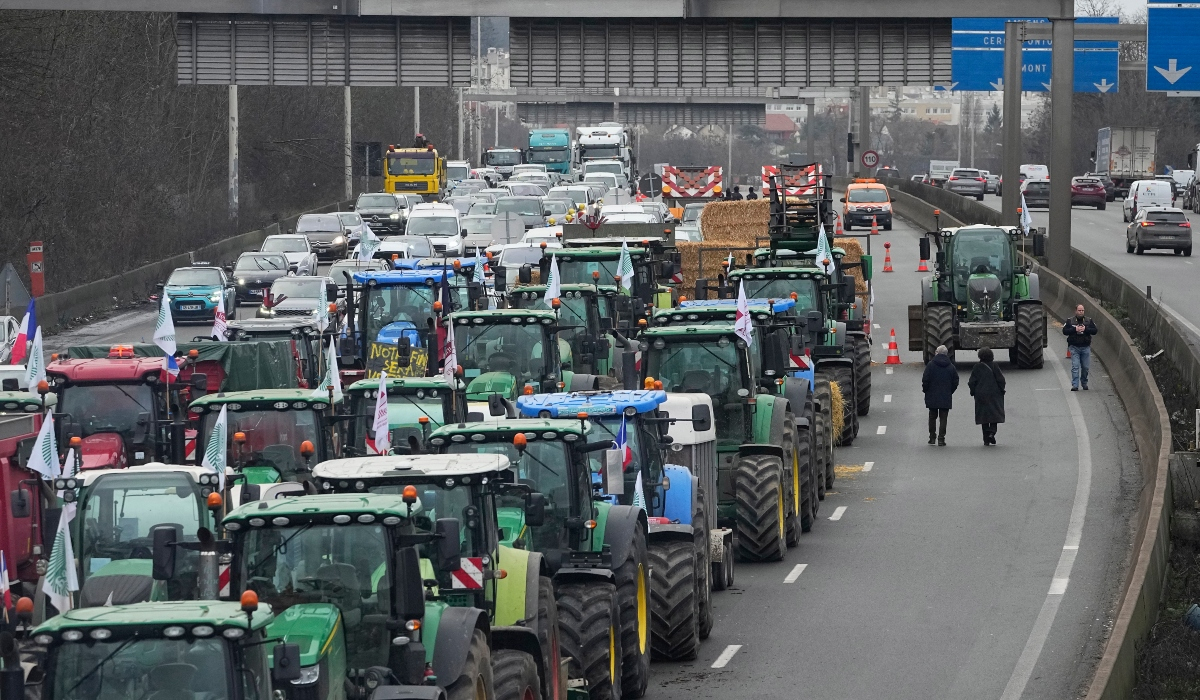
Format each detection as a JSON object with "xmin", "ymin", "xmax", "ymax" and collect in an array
[
  {"xmin": 613, "ymin": 524, "xmax": 650, "ymax": 698},
  {"xmin": 923, "ymin": 304, "xmax": 955, "ymax": 364},
  {"xmin": 494, "ymin": 649, "xmax": 542, "ymax": 700},
  {"xmin": 733, "ymin": 454, "xmax": 787, "ymax": 562},
  {"xmin": 695, "ymin": 487, "xmax": 714, "ymax": 640},
  {"xmin": 445, "ymin": 629, "xmax": 495, "ymax": 700},
  {"xmin": 648, "ymin": 539, "xmax": 700, "ymax": 661},
  {"xmin": 852, "ymin": 335, "xmax": 872, "ymax": 416},
  {"xmin": 796, "ymin": 420, "xmax": 815, "ymax": 533},
  {"xmin": 781, "ymin": 412, "xmax": 802, "ymax": 548},
  {"xmin": 557, "ymin": 582, "xmax": 622, "ymax": 700},
  {"xmin": 812, "ymin": 379, "xmax": 833, "ymax": 497},
  {"xmin": 535, "ymin": 577, "xmax": 562, "ymax": 700},
  {"xmin": 1012, "ymin": 303, "xmax": 1045, "ymax": 369},
  {"xmin": 820, "ymin": 365, "xmax": 858, "ymax": 446}
]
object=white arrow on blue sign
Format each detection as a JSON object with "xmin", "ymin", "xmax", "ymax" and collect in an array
[
  {"xmin": 949, "ymin": 17, "xmax": 1119, "ymax": 93},
  {"xmin": 1147, "ymin": 2, "xmax": 1200, "ymax": 94}
]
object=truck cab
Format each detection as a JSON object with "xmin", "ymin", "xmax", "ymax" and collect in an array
[
  {"xmin": 385, "ymin": 145, "xmax": 447, "ymax": 201},
  {"xmin": 526, "ymin": 128, "xmax": 571, "ymax": 175},
  {"xmin": 482, "ymin": 147, "xmax": 524, "ymax": 179}
]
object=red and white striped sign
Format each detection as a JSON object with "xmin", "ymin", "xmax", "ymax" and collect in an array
[
  {"xmin": 761, "ymin": 163, "xmax": 822, "ymax": 196},
  {"xmin": 662, "ymin": 165, "xmax": 723, "ymax": 198},
  {"xmin": 219, "ymin": 563, "xmax": 231, "ymax": 597},
  {"xmin": 450, "ymin": 557, "xmax": 485, "ymax": 589}
]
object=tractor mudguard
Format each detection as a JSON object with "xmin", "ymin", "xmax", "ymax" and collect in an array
[
  {"xmin": 813, "ymin": 356, "xmax": 854, "ymax": 374},
  {"xmin": 738, "ymin": 443, "xmax": 785, "ymax": 461},
  {"xmin": 370, "ymin": 686, "xmax": 448, "ymax": 700},
  {"xmin": 522, "ymin": 551, "xmax": 544, "ymax": 624},
  {"xmin": 431, "ymin": 606, "xmax": 490, "ymax": 685},
  {"xmin": 1023, "ymin": 272, "xmax": 1040, "ymax": 301},
  {"xmin": 781, "ymin": 377, "xmax": 811, "ymax": 425},
  {"xmin": 646, "ymin": 523, "xmax": 694, "ymax": 543},
  {"xmin": 603, "ymin": 505, "xmax": 648, "ymax": 570},
  {"xmin": 491, "ymin": 625, "xmax": 549, "ymax": 700},
  {"xmin": 920, "ymin": 276, "xmax": 936, "ymax": 306},
  {"xmin": 494, "ymin": 545, "xmax": 533, "ymax": 627},
  {"xmin": 552, "ymin": 567, "xmax": 615, "ymax": 585},
  {"xmin": 751, "ymin": 393, "xmax": 788, "ymax": 446},
  {"xmin": 569, "ymin": 373, "xmax": 601, "ymax": 391},
  {"xmin": 659, "ymin": 466, "xmax": 695, "ymax": 526}
]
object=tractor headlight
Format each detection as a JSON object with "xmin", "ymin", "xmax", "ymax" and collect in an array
[{"xmin": 292, "ymin": 665, "xmax": 320, "ymax": 686}]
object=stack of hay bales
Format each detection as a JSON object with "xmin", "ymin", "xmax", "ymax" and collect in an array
[
  {"xmin": 833, "ymin": 237, "xmax": 871, "ymax": 322},
  {"xmin": 678, "ymin": 200, "xmax": 770, "ymax": 292}
]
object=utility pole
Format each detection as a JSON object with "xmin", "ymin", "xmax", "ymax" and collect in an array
[
  {"xmin": 806, "ymin": 99, "xmax": 815, "ymax": 166},
  {"xmin": 859, "ymin": 86, "xmax": 871, "ymax": 176},
  {"xmin": 968, "ymin": 95, "xmax": 976, "ymax": 168},
  {"xmin": 343, "ymin": 86, "xmax": 353, "ymax": 202},
  {"xmin": 494, "ymin": 105, "xmax": 499, "ymax": 147},
  {"xmin": 457, "ymin": 88, "xmax": 464, "ymax": 160},
  {"xmin": 727, "ymin": 126, "xmax": 734, "ymax": 188},
  {"xmin": 1001, "ymin": 21, "xmax": 1023, "ymax": 228},
  {"xmin": 228, "ymin": 85, "xmax": 238, "ymax": 222},
  {"xmin": 957, "ymin": 92, "xmax": 963, "ymax": 163},
  {"xmin": 414, "ymin": 87, "xmax": 421, "ymax": 136}
]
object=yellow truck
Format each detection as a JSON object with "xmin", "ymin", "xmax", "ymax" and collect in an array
[{"xmin": 384, "ymin": 145, "xmax": 446, "ymax": 200}]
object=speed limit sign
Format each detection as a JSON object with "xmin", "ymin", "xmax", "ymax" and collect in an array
[{"xmin": 860, "ymin": 150, "xmax": 879, "ymax": 169}]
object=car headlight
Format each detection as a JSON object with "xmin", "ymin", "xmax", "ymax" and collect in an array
[
  {"xmin": 292, "ymin": 665, "xmax": 320, "ymax": 686},
  {"xmin": 881, "ymin": 203, "xmax": 892, "ymax": 211},
  {"xmin": 389, "ymin": 213, "xmax": 401, "ymax": 220},
  {"xmin": 210, "ymin": 293, "xmax": 221, "ymax": 302},
  {"xmin": 238, "ymin": 278, "xmax": 246, "ymax": 285},
  {"xmin": 333, "ymin": 236, "xmax": 345, "ymax": 245}
]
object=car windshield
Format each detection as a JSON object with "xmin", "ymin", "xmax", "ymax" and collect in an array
[
  {"xmin": 447, "ymin": 165, "xmax": 470, "ymax": 180},
  {"xmin": 167, "ymin": 269, "xmax": 221, "ymax": 286},
  {"xmin": 48, "ymin": 637, "xmax": 234, "ymax": 700},
  {"xmin": 735, "ymin": 277, "xmax": 820, "ymax": 313},
  {"xmin": 580, "ymin": 145, "xmax": 620, "ymax": 159},
  {"xmin": 682, "ymin": 206, "xmax": 704, "ymax": 223},
  {"xmin": 388, "ymin": 155, "xmax": 436, "ymax": 176},
  {"xmin": 203, "ymin": 408, "xmax": 320, "ymax": 480},
  {"xmin": 240, "ymin": 522, "xmax": 392, "ymax": 669},
  {"xmin": 270, "ymin": 278, "xmax": 323, "ymax": 299},
  {"xmin": 357, "ymin": 195, "xmax": 400, "ymax": 210},
  {"xmin": 506, "ymin": 184, "xmax": 546, "ymax": 197},
  {"xmin": 455, "ymin": 321, "xmax": 550, "ymax": 385},
  {"xmin": 644, "ymin": 338, "xmax": 748, "ymax": 443},
  {"xmin": 381, "ymin": 237, "xmax": 434, "ymax": 258},
  {"xmin": 79, "ymin": 472, "xmax": 203, "ymax": 592},
  {"xmin": 527, "ymin": 148, "xmax": 569, "ymax": 164},
  {"xmin": 1024, "ymin": 182, "xmax": 1049, "ymax": 194},
  {"xmin": 262, "ymin": 238, "xmax": 306, "ymax": 253},
  {"xmin": 543, "ymin": 200, "xmax": 569, "ymax": 215},
  {"xmin": 406, "ymin": 216, "xmax": 459, "ymax": 236},
  {"xmin": 485, "ymin": 151, "xmax": 522, "ymax": 166},
  {"xmin": 468, "ymin": 202, "xmax": 496, "ymax": 215},
  {"xmin": 235, "ymin": 255, "xmax": 287, "ymax": 273},
  {"xmin": 1074, "ymin": 179, "xmax": 1100, "ymax": 186},
  {"xmin": 296, "ymin": 215, "xmax": 341, "ymax": 233},
  {"xmin": 550, "ymin": 189, "xmax": 588, "ymax": 206},
  {"xmin": 1147, "ymin": 210, "xmax": 1187, "ymax": 222},
  {"xmin": 584, "ymin": 175, "xmax": 617, "ymax": 186},
  {"xmin": 59, "ymin": 383, "xmax": 154, "ymax": 441},
  {"xmin": 338, "ymin": 213, "xmax": 363, "ymax": 226},
  {"xmin": 462, "ymin": 216, "xmax": 495, "ymax": 235},
  {"xmin": 585, "ymin": 163, "xmax": 624, "ymax": 176},
  {"xmin": 847, "ymin": 188, "xmax": 888, "ymax": 203},
  {"xmin": 952, "ymin": 170, "xmax": 980, "ymax": 178},
  {"xmin": 497, "ymin": 198, "xmax": 544, "ymax": 217}
]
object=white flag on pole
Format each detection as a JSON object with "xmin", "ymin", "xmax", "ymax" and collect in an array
[
  {"xmin": 26, "ymin": 411, "xmax": 59, "ymax": 480},
  {"xmin": 212, "ymin": 294, "xmax": 228, "ymax": 342},
  {"xmin": 23, "ymin": 327, "xmax": 45, "ymax": 391},
  {"xmin": 1020, "ymin": 193, "xmax": 1033, "ymax": 235},
  {"xmin": 311, "ymin": 338, "xmax": 343, "ymax": 403},
  {"xmin": 807, "ymin": 223, "xmax": 834, "ymax": 275},
  {"xmin": 544, "ymin": 255, "xmax": 561, "ymax": 308},
  {"xmin": 616, "ymin": 240, "xmax": 634, "ymax": 290},
  {"xmin": 42, "ymin": 502, "xmax": 79, "ymax": 613},
  {"xmin": 153, "ymin": 294, "xmax": 179, "ymax": 376},
  {"xmin": 632, "ymin": 469, "xmax": 646, "ymax": 510},
  {"xmin": 369, "ymin": 372, "xmax": 390, "ymax": 455},
  {"xmin": 733, "ymin": 281, "xmax": 754, "ymax": 348},
  {"xmin": 200, "ymin": 405, "xmax": 228, "ymax": 491},
  {"xmin": 358, "ymin": 227, "xmax": 382, "ymax": 261},
  {"xmin": 442, "ymin": 322, "xmax": 458, "ymax": 386},
  {"xmin": 316, "ymin": 281, "xmax": 330, "ymax": 332}
]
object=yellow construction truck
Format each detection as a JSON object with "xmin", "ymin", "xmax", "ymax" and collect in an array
[{"xmin": 384, "ymin": 144, "xmax": 446, "ymax": 201}]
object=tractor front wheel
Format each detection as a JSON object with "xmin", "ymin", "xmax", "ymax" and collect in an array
[
  {"xmin": 556, "ymin": 582, "xmax": 623, "ymax": 700},
  {"xmin": 812, "ymin": 379, "xmax": 833, "ymax": 496},
  {"xmin": 494, "ymin": 649, "xmax": 542, "ymax": 700},
  {"xmin": 613, "ymin": 524, "xmax": 650, "ymax": 698},
  {"xmin": 852, "ymin": 335, "xmax": 872, "ymax": 416},
  {"xmin": 695, "ymin": 487, "xmax": 714, "ymax": 639},
  {"xmin": 445, "ymin": 629, "xmax": 495, "ymax": 700},
  {"xmin": 923, "ymin": 304, "xmax": 955, "ymax": 364},
  {"xmin": 733, "ymin": 454, "xmax": 787, "ymax": 562},
  {"xmin": 781, "ymin": 412, "xmax": 802, "ymax": 548},
  {"xmin": 648, "ymin": 540, "xmax": 700, "ymax": 661},
  {"xmin": 1012, "ymin": 303, "xmax": 1045, "ymax": 369}
]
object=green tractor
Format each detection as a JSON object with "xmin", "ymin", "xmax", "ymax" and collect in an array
[
  {"xmin": 909, "ymin": 225, "xmax": 1046, "ymax": 368},
  {"xmin": 638, "ymin": 324, "xmax": 802, "ymax": 563},
  {"xmin": 506, "ymin": 283, "xmax": 622, "ymax": 383},
  {"xmin": 342, "ymin": 376, "xmax": 466, "ymax": 456},
  {"xmin": 309, "ymin": 454, "xmax": 584, "ymax": 700}
]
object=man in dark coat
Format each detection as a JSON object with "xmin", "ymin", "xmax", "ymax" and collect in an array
[
  {"xmin": 1063, "ymin": 303, "xmax": 1098, "ymax": 390},
  {"xmin": 968, "ymin": 346, "xmax": 1006, "ymax": 445},
  {"xmin": 921, "ymin": 344, "xmax": 959, "ymax": 446}
]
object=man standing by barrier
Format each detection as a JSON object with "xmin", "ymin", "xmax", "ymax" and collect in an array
[{"xmin": 1064, "ymin": 303, "xmax": 1098, "ymax": 391}]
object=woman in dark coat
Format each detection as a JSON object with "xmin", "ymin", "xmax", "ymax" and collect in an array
[
  {"xmin": 968, "ymin": 347, "xmax": 1006, "ymax": 445},
  {"xmin": 921, "ymin": 344, "xmax": 959, "ymax": 446}
]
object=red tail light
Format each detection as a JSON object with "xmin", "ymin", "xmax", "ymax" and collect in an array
[
  {"xmin": 976, "ymin": 177, "xmax": 985, "ymax": 182},
  {"xmin": 1181, "ymin": 222, "xmax": 1191, "ymax": 228},
  {"xmin": 948, "ymin": 176, "xmax": 958, "ymax": 181}
]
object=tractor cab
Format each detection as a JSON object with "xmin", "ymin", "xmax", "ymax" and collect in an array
[
  {"xmin": 508, "ymin": 283, "xmax": 619, "ymax": 379},
  {"xmin": 343, "ymin": 376, "xmax": 465, "ymax": 455},
  {"xmin": 448, "ymin": 309, "xmax": 570, "ymax": 414},
  {"xmin": 0, "ymin": 393, "xmax": 56, "ymax": 599},
  {"xmin": 353, "ymin": 269, "xmax": 461, "ymax": 378}
]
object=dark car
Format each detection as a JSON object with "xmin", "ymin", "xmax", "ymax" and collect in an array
[
  {"xmin": 1127, "ymin": 207, "xmax": 1192, "ymax": 256},
  {"xmin": 876, "ymin": 167, "xmax": 902, "ymax": 181},
  {"xmin": 1020, "ymin": 179, "xmax": 1050, "ymax": 209},
  {"xmin": 296, "ymin": 213, "xmax": 349, "ymax": 261},
  {"xmin": 1070, "ymin": 176, "xmax": 1107, "ymax": 210},
  {"xmin": 495, "ymin": 196, "xmax": 548, "ymax": 230},
  {"xmin": 231, "ymin": 252, "xmax": 290, "ymax": 305},
  {"xmin": 1085, "ymin": 172, "xmax": 1116, "ymax": 201},
  {"xmin": 355, "ymin": 192, "xmax": 408, "ymax": 234}
]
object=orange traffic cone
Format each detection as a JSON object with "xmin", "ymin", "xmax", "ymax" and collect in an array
[
  {"xmin": 836, "ymin": 218, "xmax": 844, "ymax": 237},
  {"xmin": 871, "ymin": 216, "xmax": 880, "ymax": 235},
  {"xmin": 917, "ymin": 252, "xmax": 929, "ymax": 272},
  {"xmin": 885, "ymin": 328, "xmax": 902, "ymax": 365},
  {"xmin": 882, "ymin": 242, "xmax": 894, "ymax": 272}
]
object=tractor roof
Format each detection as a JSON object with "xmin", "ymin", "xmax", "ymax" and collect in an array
[
  {"xmin": 347, "ymin": 376, "xmax": 453, "ymax": 393},
  {"xmin": 729, "ymin": 266, "xmax": 826, "ymax": 279},
  {"xmin": 352, "ymin": 269, "xmax": 455, "ymax": 286},
  {"xmin": 0, "ymin": 392, "xmax": 50, "ymax": 413},
  {"xmin": 34, "ymin": 601, "xmax": 273, "ymax": 636},
  {"xmin": 547, "ymin": 248, "xmax": 650, "ymax": 260},
  {"xmin": 312, "ymin": 453, "xmax": 510, "ymax": 481},
  {"xmin": 509, "ymin": 283, "xmax": 609, "ymax": 295},
  {"xmin": 67, "ymin": 462, "xmax": 224, "ymax": 488},
  {"xmin": 655, "ymin": 299, "xmax": 793, "ymax": 325},
  {"xmin": 190, "ymin": 388, "xmax": 340, "ymax": 411},
  {"xmin": 679, "ymin": 297, "xmax": 795, "ymax": 312},
  {"xmin": 224, "ymin": 491, "xmax": 420, "ymax": 521},
  {"xmin": 47, "ymin": 356, "xmax": 167, "ymax": 384},
  {"xmin": 449, "ymin": 308, "xmax": 557, "ymax": 324},
  {"xmin": 518, "ymin": 390, "xmax": 666, "ymax": 419},
  {"xmin": 430, "ymin": 418, "xmax": 587, "ymax": 442},
  {"xmin": 641, "ymin": 323, "xmax": 739, "ymax": 338}
]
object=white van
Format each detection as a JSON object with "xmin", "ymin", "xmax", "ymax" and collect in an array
[
  {"xmin": 1020, "ymin": 164, "xmax": 1049, "ymax": 181},
  {"xmin": 1123, "ymin": 180, "xmax": 1176, "ymax": 222}
]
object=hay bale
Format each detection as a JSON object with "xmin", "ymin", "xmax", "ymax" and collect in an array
[
  {"xmin": 677, "ymin": 242, "xmax": 743, "ymax": 293},
  {"xmin": 833, "ymin": 238, "xmax": 869, "ymax": 294},
  {"xmin": 699, "ymin": 200, "xmax": 770, "ymax": 245},
  {"xmin": 829, "ymin": 380, "xmax": 845, "ymax": 440}
]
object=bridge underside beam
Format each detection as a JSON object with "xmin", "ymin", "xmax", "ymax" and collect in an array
[{"xmin": 514, "ymin": 102, "xmax": 765, "ymax": 126}]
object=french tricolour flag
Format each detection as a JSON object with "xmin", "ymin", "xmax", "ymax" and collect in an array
[
  {"xmin": 612, "ymin": 415, "xmax": 632, "ymax": 468},
  {"xmin": 11, "ymin": 299, "xmax": 35, "ymax": 365}
]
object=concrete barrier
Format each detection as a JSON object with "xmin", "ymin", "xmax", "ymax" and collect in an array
[
  {"xmin": 889, "ymin": 181, "xmax": 1173, "ymax": 700},
  {"xmin": 37, "ymin": 201, "xmax": 350, "ymax": 334}
]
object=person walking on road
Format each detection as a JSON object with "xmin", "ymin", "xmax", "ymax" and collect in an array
[
  {"xmin": 968, "ymin": 347, "xmax": 1006, "ymax": 446},
  {"xmin": 1063, "ymin": 303, "xmax": 1098, "ymax": 390},
  {"xmin": 922, "ymin": 345, "xmax": 959, "ymax": 446}
]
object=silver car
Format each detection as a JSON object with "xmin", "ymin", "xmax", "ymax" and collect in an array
[{"xmin": 944, "ymin": 168, "xmax": 987, "ymax": 200}]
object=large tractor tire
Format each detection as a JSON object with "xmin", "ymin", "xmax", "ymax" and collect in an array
[
  {"xmin": 613, "ymin": 524, "xmax": 650, "ymax": 698},
  {"xmin": 796, "ymin": 420, "xmax": 815, "ymax": 534},
  {"xmin": 535, "ymin": 577, "xmax": 562, "ymax": 700},
  {"xmin": 812, "ymin": 379, "xmax": 833, "ymax": 497},
  {"xmin": 695, "ymin": 487, "xmax": 714, "ymax": 640},
  {"xmin": 780, "ymin": 411, "xmax": 802, "ymax": 548},
  {"xmin": 647, "ymin": 539, "xmax": 700, "ymax": 661},
  {"xmin": 923, "ymin": 304, "xmax": 955, "ymax": 364},
  {"xmin": 445, "ymin": 629, "xmax": 495, "ymax": 700},
  {"xmin": 819, "ymin": 365, "xmax": 858, "ymax": 446},
  {"xmin": 852, "ymin": 335, "xmax": 872, "ymax": 416},
  {"xmin": 733, "ymin": 454, "xmax": 788, "ymax": 562},
  {"xmin": 557, "ymin": 582, "xmax": 622, "ymax": 700},
  {"xmin": 1012, "ymin": 303, "xmax": 1045, "ymax": 369},
  {"xmin": 494, "ymin": 649, "xmax": 543, "ymax": 700}
]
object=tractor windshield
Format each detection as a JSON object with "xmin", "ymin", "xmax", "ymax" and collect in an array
[
  {"xmin": 583, "ymin": 418, "xmax": 663, "ymax": 504},
  {"xmin": 240, "ymin": 521, "xmax": 393, "ymax": 668},
  {"xmin": 644, "ymin": 337, "xmax": 750, "ymax": 444},
  {"xmin": 950, "ymin": 229, "xmax": 1012, "ymax": 300},
  {"xmin": 48, "ymin": 637, "xmax": 235, "ymax": 700},
  {"xmin": 555, "ymin": 257, "xmax": 620, "ymax": 286},
  {"xmin": 734, "ymin": 277, "xmax": 821, "ymax": 313},
  {"xmin": 454, "ymin": 321, "xmax": 553, "ymax": 387},
  {"xmin": 202, "ymin": 408, "xmax": 320, "ymax": 481},
  {"xmin": 79, "ymin": 472, "xmax": 204, "ymax": 598},
  {"xmin": 349, "ymin": 389, "xmax": 450, "ymax": 455},
  {"xmin": 59, "ymin": 383, "xmax": 156, "ymax": 441},
  {"xmin": 364, "ymin": 283, "xmax": 450, "ymax": 347},
  {"xmin": 511, "ymin": 294, "xmax": 589, "ymax": 368}
]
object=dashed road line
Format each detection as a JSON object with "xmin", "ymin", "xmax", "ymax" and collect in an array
[
  {"xmin": 885, "ymin": 368, "xmax": 894, "ymax": 375},
  {"xmin": 876, "ymin": 425, "xmax": 886, "ymax": 435},
  {"xmin": 711, "ymin": 645, "xmax": 742, "ymax": 668},
  {"xmin": 784, "ymin": 564, "xmax": 808, "ymax": 583},
  {"xmin": 883, "ymin": 394, "xmax": 892, "ymax": 402},
  {"xmin": 873, "ymin": 323, "xmax": 881, "ymax": 329},
  {"xmin": 829, "ymin": 506, "xmax": 847, "ymax": 521},
  {"xmin": 862, "ymin": 461, "xmax": 874, "ymax": 472}
]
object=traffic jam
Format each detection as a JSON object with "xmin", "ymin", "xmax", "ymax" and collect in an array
[{"xmin": 0, "ymin": 127, "xmax": 879, "ymax": 700}]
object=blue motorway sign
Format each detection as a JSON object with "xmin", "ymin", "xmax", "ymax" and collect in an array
[
  {"xmin": 1147, "ymin": 2, "xmax": 1200, "ymax": 94},
  {"xmin": 947, "ymin": 17, "xmax": 1118, "ymax": 93}
]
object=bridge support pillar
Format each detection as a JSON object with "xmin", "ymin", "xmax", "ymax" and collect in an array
[
  {"xmin": 1001, "ymin": 21, "xmax": 1022, "ymax": 229},
  {"xmin": 228, "ymin": 85, "xmax": 238, "ymax": 222},
  {"xmin": 1048, "ymin": 17, "xmax": 1075, "ymax": 274}
]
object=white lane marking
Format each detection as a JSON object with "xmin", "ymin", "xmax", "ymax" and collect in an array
[
  {"xmin": 873, "ymin": 323, "xmax": 881, "ymax": 329},
  {"xmin": 998, "ymin": 346, "xmax": 1093, "ymax": 700},
  {"xmin": 784, "ymin": 564, "xmax": 808, "ymax": 583},
  {"xmin": 863, "ymin": 461, "xmax": 875, "ymax": 472},
  {"xmin": 886, "ymin": 368, "xmax": 894, "ymax": 375},
  {"xmin": 884, "ymin": 394, "xmax": 892, "ymax": 403},
  {"xmin": 1188, "ymin": 261, "xmax": 1195, "ymax": 265},
  {"xmin": 829, "ymin": 506, "xmax": 847, "ymax": 521},
  {"xmin": 711, "ymin": 645, "xmax": 742, "ymax": 668},
  {"xmin": 1035, "ymin": 388, "xmax": 1057, "ymax": 391},
  {"xmin": 876, "ymin": 425, "xmax": 887, "ymax": 435}
]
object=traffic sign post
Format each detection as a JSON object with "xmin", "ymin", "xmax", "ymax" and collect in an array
[
  {"xmin": 860, "ymin": 150, "xmax": 879, "ymax": 169},
  {"xmin": 949, "ymin": 16, "xmax": 1118, "ymax": 93},
  {"xmin": 1147, "ymin": 2, "xmax": 1200, "ymax": 95},
  {"xmin": 26, "ymin": 241, "xmax": 44, "ymax": 298}
]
